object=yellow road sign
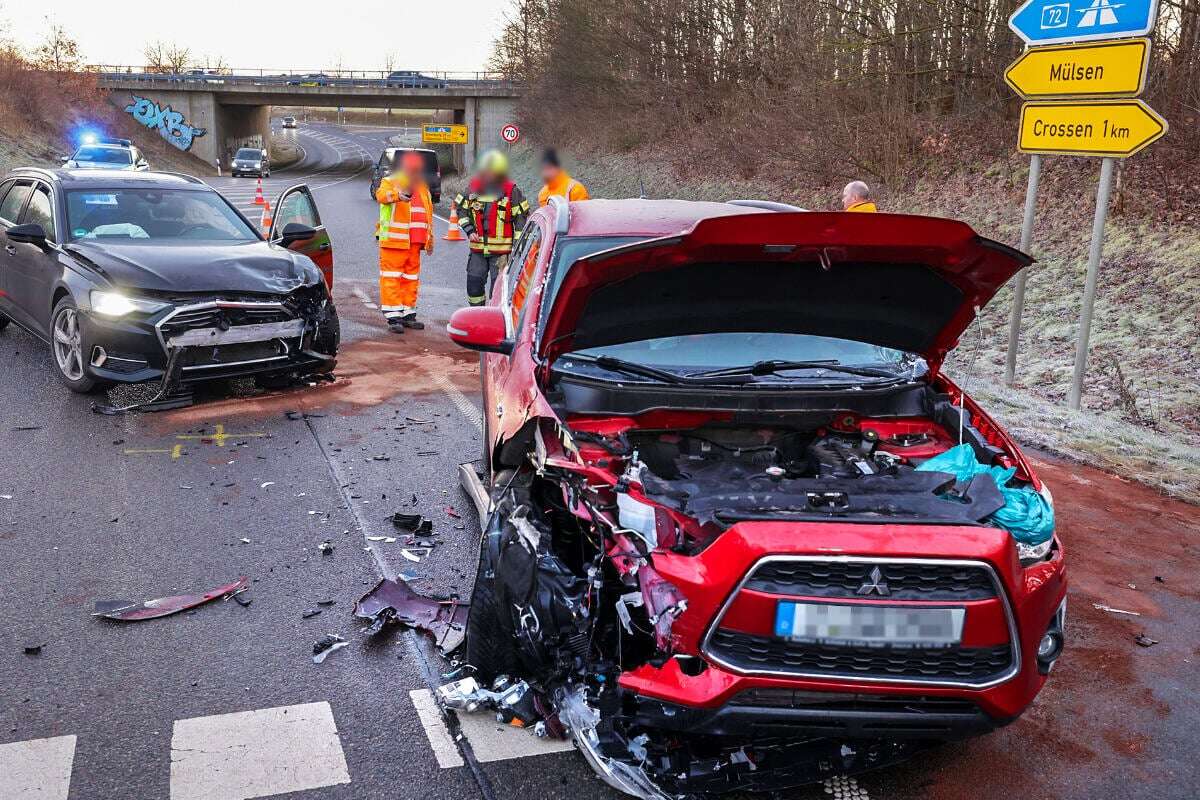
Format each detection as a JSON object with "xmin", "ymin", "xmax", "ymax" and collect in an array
[
  {"xmin": 422, "ymin": 124, "xmax": 468, "ymax": 145},
  {"xmin": 1006, "ymin": 39, "xmax": 1151, "ymax": 99},
  {"xmin": 1018, "ymin": 100, "xmax": 1167, "ymax": 158}
]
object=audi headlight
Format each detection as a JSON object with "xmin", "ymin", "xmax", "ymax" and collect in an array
[{"xmin": 90, "ymin": 290, "xmax": 168, "ymax": 317}]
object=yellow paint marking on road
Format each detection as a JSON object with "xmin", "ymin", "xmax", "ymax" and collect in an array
[
  {"xmin": 175, "ymin": 424, "xmax": 267, "ymax": 447},
  {"xmin": 124, "ymin": 445, "xmax": 185, "ymax": 461}
]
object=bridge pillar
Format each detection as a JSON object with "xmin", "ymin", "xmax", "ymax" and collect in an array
[
  {"xmin": 110, "ymin": 89, "xmax": 221, "ymax": 166},
  {"xmin": 460, "ymin": 97, "xmax": 519, "ymax": 175}
]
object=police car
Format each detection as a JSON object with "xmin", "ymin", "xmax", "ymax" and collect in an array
[{"xmin": 62, "ymin": 138, "xmax": 149, "ymax": 172}]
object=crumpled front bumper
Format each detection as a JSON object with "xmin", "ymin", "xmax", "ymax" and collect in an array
[{"xmin": 617, "ymin": 519, "xmax": 1067, "ymax": 733}]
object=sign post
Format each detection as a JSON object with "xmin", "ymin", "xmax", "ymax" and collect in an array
[
  {"xmin": 1068, "ymin": 157, "xmax": 1116, "ymax": 408},
  {"xmin": 1004, "ymin": 154, "xmax": 1041, "ymax": 386},
  {"xmin": 1002, "ymin": 0, "xmax": 1164, "ymax": 406}
]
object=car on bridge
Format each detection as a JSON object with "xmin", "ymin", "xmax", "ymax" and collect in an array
[
  {"xmin": 444, "ymin": 197, "xmax": 1065, "ymax": 797},
  {"xmin": 288, "ymin": 73, "xmax": 330, "ymax": 87},
  {"xmin": 231, "ymin": 147, "xmax": 271, "ymax": 178},
  {"xmin": 370, "ymin": 147, "xmax": 441, "ymax": 204},
  {"xmin": 0, "ymin": 169, "xmax": 339, "ymax": 398},
  {"xmin": 385, "ymin": 71, "xmax": 447, "ymax": 89},
  {"xmin": 62, "ymin": 138, "xmax": 148, "ymax": 172}
]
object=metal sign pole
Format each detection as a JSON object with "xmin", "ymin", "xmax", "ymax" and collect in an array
[
  {"xmin": 1068, "ymin": 156, "xmax": 1116, "ymax": 409},
  {"xmin": 1004, "ymin": 153, "xmax": 1041, "ymax": 386}
]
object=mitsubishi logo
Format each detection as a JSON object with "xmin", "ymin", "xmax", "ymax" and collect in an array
[{"xmin": 857, "ymin": 566, "xmax": 890, "ymax": 597}]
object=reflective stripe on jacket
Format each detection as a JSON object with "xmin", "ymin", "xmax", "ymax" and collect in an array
[
  {"xmin": 454, "ymin": 177, "xmax": 530, "ymax": 255},
  {"xmin": 375, "ymin": 174, "xmax": 419, "ymax": 248}
]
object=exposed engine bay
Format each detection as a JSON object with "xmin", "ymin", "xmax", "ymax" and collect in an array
[{"xmin": 455, "ymin": 390, "xmax": 1041, "ymax": 798}]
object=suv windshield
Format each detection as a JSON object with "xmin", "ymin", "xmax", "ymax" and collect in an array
[
  {"xmin": 235, "ymin": 149, "xmax": 262, "ymax": 160},
  {"xmin": 567, "ymin": 333, "xmax": 924, "ymax": 384},
  {"xmin": 65, "ymin": 189, "xmax": 259, "ymax": 242},
  {"xmin": 73, "ymin": 147, "xmax": 132, "ymax": 165}
]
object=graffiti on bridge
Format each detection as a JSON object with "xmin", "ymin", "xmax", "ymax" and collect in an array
[{"xmin": 124, "ymin": 95, "xmax": 207, "ymax": 151}]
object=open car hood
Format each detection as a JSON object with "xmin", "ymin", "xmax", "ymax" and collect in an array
[{"xmin": 539, "ymin": 212, "xmax": 1031, "ymax": 370}]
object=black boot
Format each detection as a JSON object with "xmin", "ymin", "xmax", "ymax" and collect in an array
[
  {"xmin": 400, "ymin": 313, "xmax": 425, "ymax": 330},
  {"xmin": 386, "ymin": 317, "xmax": 405, "ymax": 334}
]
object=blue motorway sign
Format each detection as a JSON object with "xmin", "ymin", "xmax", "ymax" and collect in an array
[{"xmin": 1009, "ymin": 0, "xmax": 1159, "ymax": 45}]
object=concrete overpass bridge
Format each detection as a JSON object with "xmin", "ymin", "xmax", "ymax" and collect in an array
[{"xmin": 93, "ymin": 68, "xmax": 522, "ymax": 171}]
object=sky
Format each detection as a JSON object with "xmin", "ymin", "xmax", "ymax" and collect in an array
[{"xmin": 6, "ymin": 1, "xmax": 507, "ymax": 72}]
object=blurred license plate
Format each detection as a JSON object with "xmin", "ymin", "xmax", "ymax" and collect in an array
[{"xmin": 774, "ymin": 602, "xmax": 964, "ymax": 646}]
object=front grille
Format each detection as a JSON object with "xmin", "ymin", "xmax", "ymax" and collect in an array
[
  {"xmin": 745, "ymin": 560, "xmax": 997, "ymax": 601},
  {"xmin": 729, "ymin": 688, "xmax": 980, "ymax": 715},
  {"xmin": 160, "ymin": 305, "xmax": 294, "ymax": 341},
  {"xmin": 708, "ymin": 629, "xmax": 1013, "ymax": 683}
]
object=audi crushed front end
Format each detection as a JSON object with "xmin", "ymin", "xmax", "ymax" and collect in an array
[
  {"xmin": 449, "ymin": 211, "xmax": 1067, "ymax": 798},
  {"xmin": 82, "ymin": 284, "xmax": 339, "ymax": 386}
]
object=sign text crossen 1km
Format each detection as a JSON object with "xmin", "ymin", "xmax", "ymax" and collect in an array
[{"xmin": 1018, "ymin": 100, "xmax": 1167, "ymax": 157}]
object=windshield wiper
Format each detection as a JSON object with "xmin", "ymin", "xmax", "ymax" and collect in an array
[
  {"xmin": 689, "ymin": 359, "xmax": 900, "ymax": 380},
  {"xmin": 564, "ymin": 354, "xmax": 750, "ymax": 385}
]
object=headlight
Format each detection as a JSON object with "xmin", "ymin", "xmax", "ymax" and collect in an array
[
  {"xmin": 254, "ymin": 162, "xmax": 262, "ymax": 168},
  {"xmin": 90, "ymin": 290, "xmax": 168, "ymax": 317}
]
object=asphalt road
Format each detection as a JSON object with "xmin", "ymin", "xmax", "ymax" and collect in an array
[{"xmin": 1, "ymin": 123, "xmax": 1196, "ymax": 800}]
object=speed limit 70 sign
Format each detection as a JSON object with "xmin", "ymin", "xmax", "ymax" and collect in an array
[{"xmin": 500, "ymin": 123, "xmax": 520, "ymax": 144}]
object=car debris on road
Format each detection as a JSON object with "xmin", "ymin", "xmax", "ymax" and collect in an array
[
  {"xmin": 92, "ymin": 576, "xmax": 249, "ymax": 621},
  {"xmin": 312, "ymin": 634, "xmax": 349, "ymax": 664},
  {"xmin": 353, "ymin": 577, "xmax": 466, "ymax": 653}
]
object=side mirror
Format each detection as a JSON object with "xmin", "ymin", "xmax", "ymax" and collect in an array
[
  {"xmin": 277, "ymin": 222, "xmax": 316, "ymax": 248},
  {"xmin": 60, "ymin": 156, "xmax": 70, "ymax": 164},
  {"xmin": 447, "ymin": 306, "xmax": 513, "ymax": 355},
  {"xmin": 7, "ymin": 223, "xmax": 48, "ymax": 248}
]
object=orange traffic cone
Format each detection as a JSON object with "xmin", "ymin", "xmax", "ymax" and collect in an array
[
  {"xmin": 253, "ymin": 178, "xmax": 265, "ymax": 206},
  {"xmin": 443, "ymin": 205, "xmax": 466, "ymax": 241},
  {"xmin": 260, "ymin": 199, "xmax": 273, "ymax": 233}
]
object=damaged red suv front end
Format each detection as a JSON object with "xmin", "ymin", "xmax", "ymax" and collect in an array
[{"xmin": 447, "ymin": 203, "xmax": 1067, "ymax": 798}]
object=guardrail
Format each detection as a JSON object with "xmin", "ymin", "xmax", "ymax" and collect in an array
[{"xmin": 89, "ymin": 66, "xmax": 520, "ymax": 92}]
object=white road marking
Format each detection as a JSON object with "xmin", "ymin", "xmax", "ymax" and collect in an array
[
  {"xmin": 409, "ymin": 689, "xmax": 464, "ymax": 768},
  {"xmin": 409, "ymin": 689, "xmax": 573, "ymax": 766},
  {"xmin": 429, "ymin": 372, "xmax": 483, "ymax": 432},
  {"xmin": 0, "ymin": 735, "xmax": 76, "ymax": 800},
  {"xmin": 169, "ymin": 702, "xmax": 350, "ymax": 800}
]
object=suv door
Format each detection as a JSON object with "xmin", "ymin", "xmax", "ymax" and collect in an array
[
  {"xmin": 483, "ymin": 219, "xmax": 545, "ymax": 449},
  {"xmin": 0, "ymin": 179, "xmax": 35, "ymax": 329},
  {"xmin": 9, "ymin": 181, "xmax": 60, "ymax": 335},
  {"xmin": 269, "ymin": 184, "xmax": 333, "ymax": 289}
]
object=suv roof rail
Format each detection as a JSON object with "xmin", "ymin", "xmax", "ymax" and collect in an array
[
  {"xmin": 727, "ymin": 199, "xmax": 806, "ymax": 212},
  {"xmin": 547, "ymin": 193, "xmax": 570, "ymax": 234}
]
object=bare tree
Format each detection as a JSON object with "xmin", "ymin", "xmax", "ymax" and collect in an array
[
  {"xmin": 143, "ymin": 40, "xmax": 192, "ymax": 74},
  {"xmin": 33, "ymin": 23, "xmax": 84, "ymax": 71}
]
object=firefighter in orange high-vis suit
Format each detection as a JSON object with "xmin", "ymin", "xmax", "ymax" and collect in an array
[
  {"xmin": 453, "ymin": 149, "xmax": 530, "ymax": 305},
  {"xmin": 376, "ymin": 151, "xmax": 434, "ymax": 332}
]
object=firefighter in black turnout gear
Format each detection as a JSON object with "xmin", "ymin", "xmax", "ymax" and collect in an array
[{"xmin": 453, "ymin": 149, "xmax": 530, "ymax": 305}]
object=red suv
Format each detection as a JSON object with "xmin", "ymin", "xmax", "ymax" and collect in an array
[{"xmin": 447, "ymin": 198, "xmax": 1067, "ymax": 797}]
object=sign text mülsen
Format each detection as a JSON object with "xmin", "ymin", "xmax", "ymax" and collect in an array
[{"xmin": 1005, "ymin": 39, "xmax": 1150, "ymax": 99}]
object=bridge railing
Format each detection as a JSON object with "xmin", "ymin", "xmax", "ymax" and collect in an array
[{"xmin": 87, "ymin": 66, "xmax": 520, "ymax": 91}]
